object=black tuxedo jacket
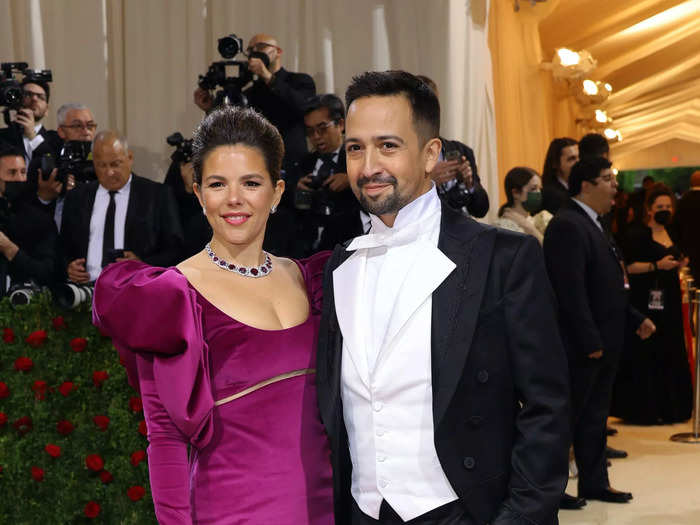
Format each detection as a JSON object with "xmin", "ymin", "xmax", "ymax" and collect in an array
[
  {"xmin": 440, "ymin": 138, "xmax": 490, "ymax": 218},
  {"xmin": 542, "ymin": 179, "xmax": 569, "ymax": 215},
  {"xmin": 60, "ymin": 174, "xmax": 183, "ymax": 272},
  {"xmin": 543, "ymin": 200, "xmax": 644, "ymax": 359},
  {"xmin": 0, "ymin": 124, "xmax": 61, "ymax": 160},
  {"xmin": 317, "ymin": 204, "xmax": 570, "ymax": 525},
  {"xmin": 672, "ymin": 189, "xmax": 700, "ymax": 281},
  {"xmin": 246, "ymin": 68, "xmax": 316, "ymax": 168}
]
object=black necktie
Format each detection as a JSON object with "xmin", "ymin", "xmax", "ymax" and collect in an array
[
  {"xmin": 102, "ymin": 190, "xmax": 117, "ymax": 268},
  {"xmin": 317, "ymin": 154, "xmax": 336, "ymax": 181}
]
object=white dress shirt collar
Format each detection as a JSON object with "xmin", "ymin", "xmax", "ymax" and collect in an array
[
  {"xmin": 368, "ymin": 184, "xmax": 440, "ymax": 236},
  {"xmin": 572, "ymin": 197, "xmax": 602, "ymax": 231}
]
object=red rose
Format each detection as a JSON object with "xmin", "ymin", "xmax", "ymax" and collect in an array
[
  {"xmin": 14, "ymin": 357, "xmax": 34, "ymax": 372},
  {"xmin": 84, "ymin": 501, "xmax": 101, "ymax": 518},
  {"xmin": 130, "ymin": 450, "xmax": 146, "ymax": 467},
  {"xmin": 25, "ymin": 330, "xmax": 47, "ymax": 348},
  {"xmin": 0, "ymin": 382, "xmax": 9, "ymax": 398},
  {"xmin": 129, "ymin": 396, "xmax": 143, "ymax": 413},
  {"xmin": 70, "ymin": 337, "xmax": 88, "ymax": 353},
  {"xmin": 58, "ymin": 381, "xmax": 76, "ymax": 397},
  {"xmin": 0, "ymin": 412, "xmax": 7, "ymax": 426},
  {"xmin": 99, "ymin": 470, "xmax": 113, "ymax": 484},
  {"xmin": 3, "ymin": 327, "xmax": 15, "ymax": 343},
  {"xmin": 52, "ymin": 316, "xmax": 67, "ymax": 331},
  {"xmin": 45, "ymin": 444, "xmax": 61, "ymax": 458},
  {"xmin": 92, "ymin": 370, "xmax": 108, "ymax": 387},
  {"xmin": 93, "ymin": 415, "xmax": 110, "ymax": 431},
  {"xmin": 32, "ymin": 380, "xmax": 48, "ymax": 400},
  {"xmin": 31, "ymin": 466, "xmax": 44, "ymax": 482},
  {"xmin": 138, "ymin": 420, "xmax": 147, "ymax": 436},
  {"xmin": 127, "ymin": 485, "xmax": 146, "ymax": 501},
  {"xmin": 56, "ymin": 419, "xmax": 74, "ymax": 435},
  {"xmin": 85, "ymin": 454, "xmax": 104, "ymax": 472},
  {"xmin": 13, "ymin": 416, "xmax": 33, "ymax": 435}
]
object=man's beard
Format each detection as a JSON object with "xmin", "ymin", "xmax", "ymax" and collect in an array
[{"xmin": 357, "ymin": 174, "xmax": 410, "ymax": 216}]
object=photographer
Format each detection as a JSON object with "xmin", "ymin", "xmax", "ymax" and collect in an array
[
  {"xmin": 416, "ymin": 75, "xmax": 489, "ymax": 218},
  {"xmin": 25, "ymin": 103, "xmax": 97, "ymax": 229},
  {"xmin": 0, "ymin": 77, "xmax": 61, "ymax": 162},
  {"xmin": 0, "ymin": 145, "xmax": 60, "ymax": 296},
  {"xmin": 194, "ymin": 33, "xmax": 316, "ymax": 172},
  {"xmin": 61, "ymin": 131, "xmax": 183, "ymax": 284},
  {"xmin": 294, "ymin": 94, "xmax": 360, "ymax": 256}
]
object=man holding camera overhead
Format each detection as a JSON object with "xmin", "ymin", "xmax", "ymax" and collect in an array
[{"xmin": 61, "ymin": 131, "xmax": 182, "ymax": 284}]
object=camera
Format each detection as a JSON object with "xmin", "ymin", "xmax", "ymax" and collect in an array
[
  {"xmin": 166, "ymin": 132, "xmax": 194, "ymax": 164},
  {"xmin": 40, "ymin": 140, "xmax": 96, "ymax": 186},
  {"xmin": 198, "ymin": 33, "xmax": 270, "ymax": 109},
  {"xmin": 8, "ymin": 281, "xmax": 43, "ymax": 307},
  {"xmin": 295, "ymin": 170, "xmax": 334, "ymax": 216},
  {"xmin": 0, "ymin": 62, "xmax": 52, "ymax": 125},
  {"xmin": 438, "ymin": 149, "xmax": 473, "ymax": 214},
  {"xmin": 53, "ymin": 282, "xmax": 94, "ymax": 309}
]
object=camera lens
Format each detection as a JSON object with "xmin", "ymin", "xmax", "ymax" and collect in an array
[{"xmin": 217, "ymin": 35, "xmax": 241, "ymax": 59}]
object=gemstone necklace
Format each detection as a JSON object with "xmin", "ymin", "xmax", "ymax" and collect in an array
[{"xmin": 205, "ymin": 243, "xmax": 272, "ymax": 278}]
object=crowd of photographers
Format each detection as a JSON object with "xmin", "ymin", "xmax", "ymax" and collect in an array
[{"xmin": 0, "ymin": 33, "xmax": 490, "ymax": 308}]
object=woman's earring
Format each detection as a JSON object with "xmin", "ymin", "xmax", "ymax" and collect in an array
[
  {"xmin": 202, "ymin": 207, "xmax": 206, "ymax": 215},
  {"xmin": 270, "ymin": 205, "xmax": 277, "ymax": 214}
]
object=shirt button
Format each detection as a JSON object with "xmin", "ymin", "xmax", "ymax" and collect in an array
[
  {"xmin": 463, "ymin": 456, "xmax": 476, "ymax": 470},
  {"xmin": 376, "ymin": 429, "xmax": 385, "ymax": 437},
  {"xmin": 373, "ymin": 401, "xmax": 383, "ymax": 412}
]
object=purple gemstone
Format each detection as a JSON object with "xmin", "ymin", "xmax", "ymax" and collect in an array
[
  {"xmin": 212, "ymin": 256, "xmax": 218, "ymax": 262},
  {"xmin": 228, "ymin": 264, "xmax": 236, "ymax": 270},
  {"xmin": 238, "ymin": 268, "xmax": 246, "ymax": 274},
  {"xmin": 219, "ymin": 261, "xmax": 226, "ymax": 267},
  {"xmin": 251, "ymin": 268, "xmax": 259, "ymax": 276},
  {"xmin": 261, "ymin": 267, "xmax": 267, "ymax": 273}
]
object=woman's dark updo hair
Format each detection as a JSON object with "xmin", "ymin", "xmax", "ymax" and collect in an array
[
  {"xmin": 498, "ymin": 167, "xmax": 539, "ymax": 217},
  {"xmin": 192, "ymin": 106, "xmax": 285, "ymax": 186},
  {"xmin": 645, "ymin": 183, "xmax": 675, "ymax": 211}
]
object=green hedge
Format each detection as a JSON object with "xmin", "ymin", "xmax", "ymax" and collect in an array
[{"xmin": 0, "ymin": 293, "xmax": 157, "ymax": 524}]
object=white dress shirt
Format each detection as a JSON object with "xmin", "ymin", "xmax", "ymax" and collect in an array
[
  {"xmin": 22, "ymin": 123, "xmax": 45, "ymax": 162},
  {"xmin": 572, "ymin": 198, "xmax": 602, "ymax": 231},
  {"xmin": 334, "ymin": 186, "xmax": 458, "ymax": 521},
  {"xmin": 86, "ymin": 176, "xmax": 132, "ymax": 281}
]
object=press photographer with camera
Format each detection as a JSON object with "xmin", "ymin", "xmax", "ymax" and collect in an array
[
  {"xmin": 25, "ymin": 103, "xmax": 97, "ymax": 229},
  {"xmin": 61, "ymin": 131, "xmax": 183, "ymax": 284},
  {"xmin": 0, "ymin": 145, "xmax": 60, "ymax": 301},
  {"xmin": 0, "ymin": 67, "xmax": 61, "ymax": 163},
  {"xmin": 194, "ymin": 33, "xmax": 316, "ymax": 172},
  {"xmin": 294, "ymin": 94, "xmax": 361, "ymax": 256}
]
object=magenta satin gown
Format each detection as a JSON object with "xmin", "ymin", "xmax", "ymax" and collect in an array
[{"xmin": 92, "ymin": 253, "xmax": 334, "ymax": 524}]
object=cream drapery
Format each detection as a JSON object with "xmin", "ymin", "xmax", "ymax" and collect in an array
[{"xmin": 1, "ymin": 0, "xmax": 499, "ymax": 219}]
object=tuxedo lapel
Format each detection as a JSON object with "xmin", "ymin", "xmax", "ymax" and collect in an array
[
  {"xmin": 80, "ymin": 184, "xmax": 98, "ymax": 257},
  {"xmin": 124, "ymin": 174, "xmax": 141, "ymax": 248},
  {"xmin": 432, "ymin": 207, "xmax": 496, "ymax": 425}
]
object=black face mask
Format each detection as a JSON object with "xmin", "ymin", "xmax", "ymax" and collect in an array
[{"xmin": 654, "ymin": 210, "xmax": 672, "ymax": 225}]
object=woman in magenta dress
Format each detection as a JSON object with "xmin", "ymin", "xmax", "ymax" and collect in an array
[{"xmin": 93, "ymin": 106, "xmax": 334, "ymax": 524}]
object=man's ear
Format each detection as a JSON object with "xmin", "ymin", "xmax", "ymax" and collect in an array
[{"xmin": 423, "ymin": 137, "xmax": 442, "ymax": 174}]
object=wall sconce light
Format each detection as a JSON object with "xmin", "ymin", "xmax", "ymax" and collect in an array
[
  {"xmin": 604, "ymin": 128, "xmax": 623, "ymax": 142},
  {"xmin": 575, "ymin": 79, "xmax": 613, "ymax": 105},
  {"xmin": 542, "ymin": 48, "xmax": 597, "ymax": 80}
]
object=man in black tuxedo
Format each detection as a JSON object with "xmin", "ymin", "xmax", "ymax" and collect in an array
[
  {"xmin": 293, "ymin": 94, "xmax": 362, "ymax": 256},
  {"xmin": 317, "ymin": 71, "xmax": 570, "ymax": 525},
  {"xmin": 672, "ymin": 171, "xmax": 700, "ymax": 281},
  {"xmin": 543, "ymin": 157, "xmax": 656, "ymax": 505},
  {"xmin": 541, "ymin": 138, "xmax": 578, "ymax": 215},
  {"xmin": 0, "ymin": 78, "xmax": 61, "ymax": 163},
  {"xmin": 61, "ymin": 131, "xmax": 182, "ymax": 283}
]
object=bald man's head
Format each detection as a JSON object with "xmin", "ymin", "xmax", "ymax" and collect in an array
[
  {"xmin": 247, "ymin": 33, "xmax": 282, "ymax": 72},
  {"xmin": 92, "ymin": 131, "xmax": 133, "ymax": 191}
]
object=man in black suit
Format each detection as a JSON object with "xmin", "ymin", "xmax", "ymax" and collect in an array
[
  {"xmin": 293, "ymin": 94, "xmax": 362, "ymax": 256},
  {"xmin": 61, "ymin": 131, "xmax": 182, "ymax": 283},
  {"xmin": 544, "ymin": 157, "xmax": 656, "ymax": 505},
  {"xmin": 542, "ymin": 138, "xmax": 578, "ymax": 215},
  {"xmin": 0, "ymin": 78, "xmax": 61, "ymax": 163},
  {"xmin": 317, "ymin": 71, "xmax": 570, "ymax": 525},
  {"xmin": 672, "ymin": 171, "xmax": 700, "ymax": 281}
]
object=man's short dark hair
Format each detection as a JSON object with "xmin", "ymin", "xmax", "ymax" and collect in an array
[
  {"xmin": 0, "ymin": 144, "xmax": 25, "ymax": 162},
  {"xmin": 568, "ymin": 157, "xmax": 612, "ymax": 196},
  {"xmin": 578, "ymin": 133, "xmax": 609, "ymax": 159},
  {"xmin": 304, "ymin": 94, "xmax": 345, "ymax": 121},
  {"xmin": 542, "ymin": 137, "xmax": 577, "ymax": 184},
  {"xmin": 192, "ymin": 106, "xmax": 284, "ymax": 185},
  {"xmin": 21, "ymin": 77, "xmax": 50, "ymax": 103},
  {"xmin": 345, "ymin": 70, "xmax": 440, "ymax": 145}
]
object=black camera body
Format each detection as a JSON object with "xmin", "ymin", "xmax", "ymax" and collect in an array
[
  {"xmin": 166, "ymin": 132, "xmax": 194, "ymax": 164},
  {"xmin": 0, "ymin": 62, "xmax": 52, "ymax": 125},
  {"xmin": 40, "ymin": 140, "xmax": 95, "ymax": 186},
  {"xmin": 438, "ymin": 149, "xmax": 473, "ymax": 214},
  {"xmin": 295, "ymin": 171, "xmax": 335, "ymax": 216},
  {"xmin": 198, "ymin": 33, "xmax": 270, "ymax": 109}
]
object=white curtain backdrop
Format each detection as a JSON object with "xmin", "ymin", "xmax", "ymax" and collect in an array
[{"xmin": 1, "ymin": 0, "xmax": 498, "ymax": 219}]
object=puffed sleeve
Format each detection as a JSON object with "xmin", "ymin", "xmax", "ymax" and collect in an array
[
  {"xmin": 92, "ymin": 261, "xmax": 213, "ymax": 524},
  {"xmin": 299, "ymin": 251, "xmax": 332, "ymax": 315}
]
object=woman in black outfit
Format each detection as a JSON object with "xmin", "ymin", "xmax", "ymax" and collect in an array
[{"xmin": 612, "ymin": 184, "xmax": 692, "ymax": 424}]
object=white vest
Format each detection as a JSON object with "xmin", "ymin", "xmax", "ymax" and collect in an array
[{"xmin": 333, "ymin": 189, "xmax": 459, "ymax": 521}]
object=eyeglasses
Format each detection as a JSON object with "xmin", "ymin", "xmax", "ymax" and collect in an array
[
  {"xmin": 60, "ymin": 122, "xmax": 98, "ymax": 132},
  {"xmin": 22, "ymin": 90, "xmax": 47, "ymax": 101},
  {"xmin": 305, "ymin": 121, "xmax": 337, "ymax": 137},
  {"xmin": 246, "ymin": 42, "xmax": 279, "ymax": 54}
]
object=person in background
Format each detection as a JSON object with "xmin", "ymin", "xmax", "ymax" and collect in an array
[
  {"xmin": 493, "ymin": 166, "xmax": 550, "ymax": 244},
  {"xmin": 542, "ymin": 137, "xmax": 578, "ymax": 214},
  {"xmin": 671, "ymin": 171, "xmax": 700, "ymax": 281}
]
